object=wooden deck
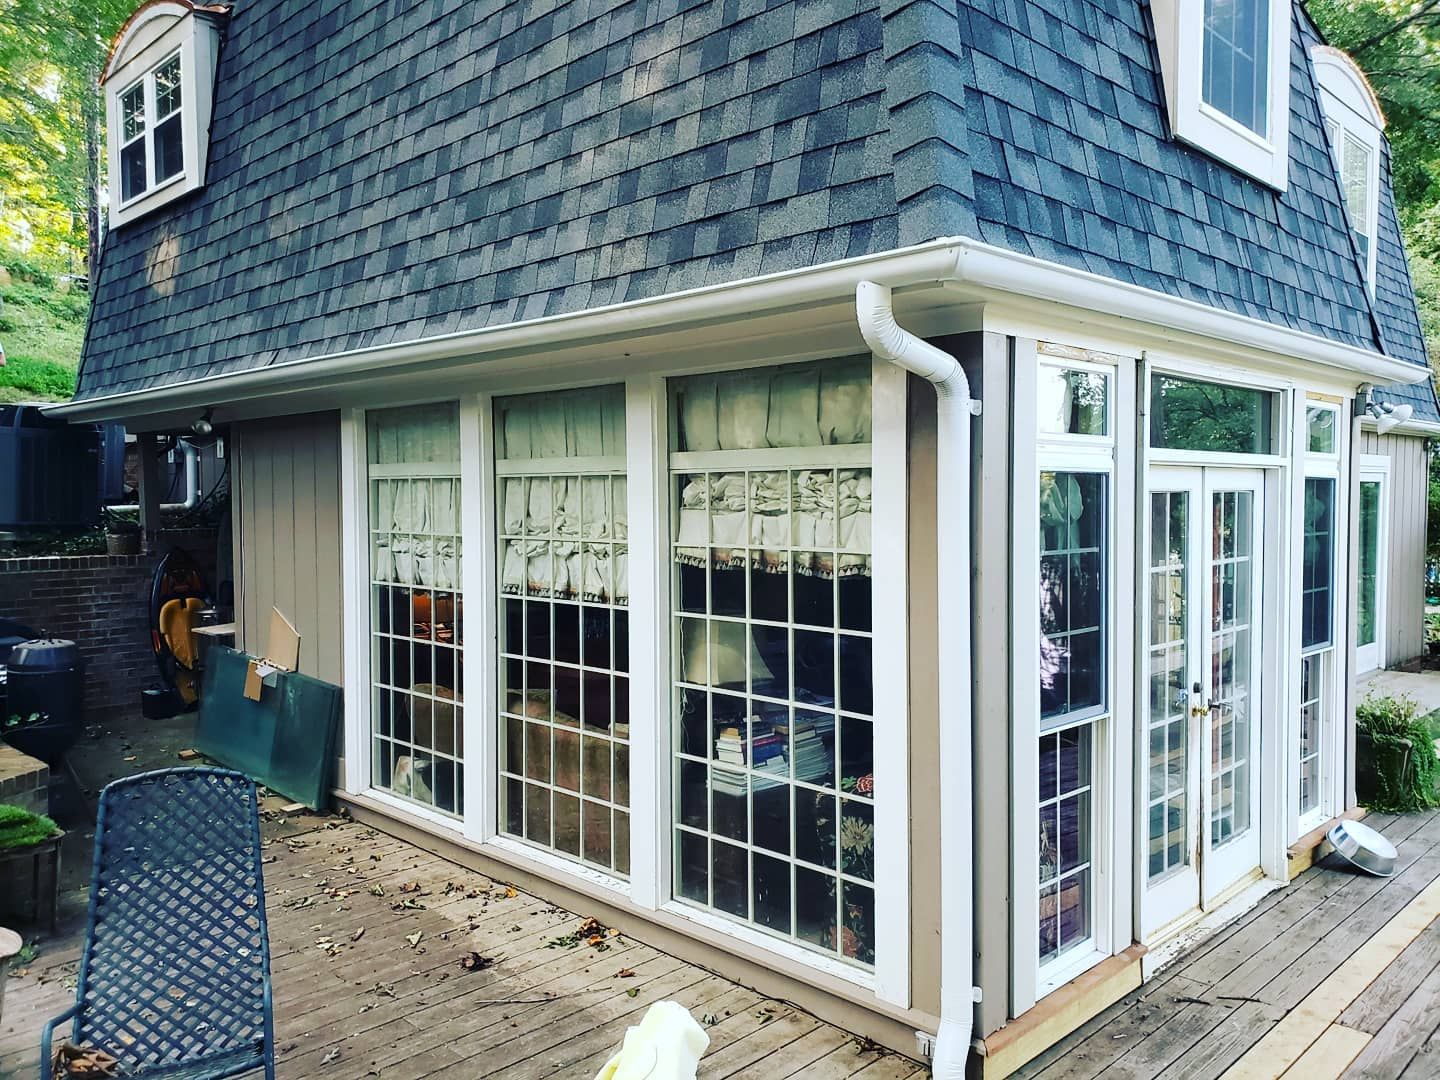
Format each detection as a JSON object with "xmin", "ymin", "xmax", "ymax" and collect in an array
[
  {"xmin": 1017, "ymin": 809, "xmax": 1440, "ymax": 1080},
  {"xmin": 0, "ymin": 810, "xmax": 925, "ymax": 1079}
]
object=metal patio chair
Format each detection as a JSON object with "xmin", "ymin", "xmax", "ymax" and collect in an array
[{"xmin": 39, "ymin": 768, "xmax": 275, "ymax": 1079}]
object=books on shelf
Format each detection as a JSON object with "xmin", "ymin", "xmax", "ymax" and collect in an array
[{"xmin": 710, "ymin": 717, "xmax": 834, "ymax": 792}]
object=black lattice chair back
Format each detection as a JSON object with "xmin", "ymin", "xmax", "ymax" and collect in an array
[{"xmin": 40, "ymin": 768, "xmax": 275, "ymax": 1079}]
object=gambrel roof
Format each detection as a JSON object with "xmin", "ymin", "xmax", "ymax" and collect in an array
[{"xmin": 77, "ymin": 0, "xmax": 1434, "ymax": 419}]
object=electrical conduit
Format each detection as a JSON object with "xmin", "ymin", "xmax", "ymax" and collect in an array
[{"xmin": 855, "ymin": 280, "xmax": 980, "ymax": 1079}]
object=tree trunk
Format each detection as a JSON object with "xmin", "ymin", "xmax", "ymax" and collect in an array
[{"xmin": 83, "ymin": 67, "xmax": 101, "ymax": 283}]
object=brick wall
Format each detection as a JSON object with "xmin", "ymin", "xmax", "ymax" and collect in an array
[{"xmin": 0, "ymin": 530, "xmax": 219, "ymax": 716}]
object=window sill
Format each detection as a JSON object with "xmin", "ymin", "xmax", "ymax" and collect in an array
[
  {"xmin": 660, "ymin": 898, "xmax": 878, "ymax": 993},
  {"xmin": 1036, "ymin": 943, "xmax": 1106, "ymax": 999},
  {"xmin": 117, "ymin": 169, "xmax": 189, "ymax": 212}
]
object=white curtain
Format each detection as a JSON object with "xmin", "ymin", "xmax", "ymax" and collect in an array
[
  {"xmin": 497, "ymin": 388, "xmax": 628, "ymax": 606},
  {"xmin": 674, "ymin": 358, "xmax": 871, "ymax": 452},
  {"xmin": 369, "ymin": 404, "xmax": 461, "ymax": 589},
  {"xmin": 676, "ymin": 468, "xmax": 872, "ymax": 579}
]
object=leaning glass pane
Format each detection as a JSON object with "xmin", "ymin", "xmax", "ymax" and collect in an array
[{"xmin": 1150, "ymin": 375, "xmax": 1276, "ymax": 453}]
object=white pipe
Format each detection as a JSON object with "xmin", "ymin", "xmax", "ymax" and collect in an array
[
  {"xmin": 106, "ymin": 438, "xmax": 202, "ymax": 512},
  {"xmin": 855, "ymin": 280, "xmax": 980, "ymax": 1079}
]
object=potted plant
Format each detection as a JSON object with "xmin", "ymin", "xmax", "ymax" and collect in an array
[
  {"xmin": 1356, "ymin": 693, "xmax": 1440, "ymax": 812},
  {"xmin": 102, "ymin": 508, "xmax": 141, "ymax": 555},
  {"xmin": 0, "ymin": 803, "xmax": 63, "ymax": 931}
]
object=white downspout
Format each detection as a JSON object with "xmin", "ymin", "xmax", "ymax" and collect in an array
[
  {"xmin": 106, "ymin": 438, "xmax": 203, "ymax": 512},
  {"xmin": 855, "ymin": 280, "xmax": 980, "ymax": 1079}
]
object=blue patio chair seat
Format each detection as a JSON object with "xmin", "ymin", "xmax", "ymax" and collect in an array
[{"xmin": 38, "ymin": 768, "xmax": 276, "ymax": 1080}]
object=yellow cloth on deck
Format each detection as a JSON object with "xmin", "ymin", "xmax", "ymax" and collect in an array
[{"xmin": 593, "ymin": 1001, "xmax": 710, "ymax": 1080}]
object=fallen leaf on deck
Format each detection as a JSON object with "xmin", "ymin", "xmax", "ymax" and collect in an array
[
  {"xmin": 368, "ymin": 883, "xmax": 384, "ymax": 896},
  {"xmin": 320, "ymin": 1048, "xmax": 341, "ymax": 1066},
  {"xmin": 399, "ymin": 881, "xmax": 421, "ymax": 893},
  {"xmin": 614, "ymin": 968, "xmax": 636, "ymax": 979},
  {"xmin": 351, "ymin": 927, "xmax": 366, "ymax": 942},
  {"xmin": 459, "ymin": 952, "xmax": 495, "ymax": 972},
  {"xmin": 405, "ymin": 930, "xmax": 424, "ymax": 948}
]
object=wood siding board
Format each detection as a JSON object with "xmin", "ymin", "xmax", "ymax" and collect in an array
[{"xmin": 232, "ymin": 412, "xmax": 344, "ymax": 686}]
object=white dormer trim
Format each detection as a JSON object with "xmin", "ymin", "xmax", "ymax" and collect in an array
[
  {"xmin": 1312, "ymin": 47, "xmax": 1383, "ymax": 290},
  {"xmin": 1152, "ymin": 0, "xmax": 1294, "ymax": 191},
  {"xmin": 103, "ymin": 0, "xmax": 226, "ymax": 230}
]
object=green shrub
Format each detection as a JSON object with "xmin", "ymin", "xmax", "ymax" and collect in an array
[
  {"xmin": 1356, "ymin": 693, "xmax": 1440, "ymax": 813},
  {"xmin": 0, "ymin": 803, "xmax": 59, "ymax": 851}
]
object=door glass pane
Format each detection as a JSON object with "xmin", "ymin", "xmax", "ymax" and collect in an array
[
  {"xmin": 1202, "ymin": 0, "xmax": 1270, "ymax": 136},
  {"xmin": 1358, "ymin": 482, "xmax": 1380, "ymax": 648},
  {"xmin": 1150, "ymin": 376, "xmax": 1276, "ymax": 453},
  {"xmin": 1147, "ymin": 490, "xmax": 1189, "ymax": 879},
  {"xmin": 1210, "ymin": 489, "xmax": 1255, "ymax": 847}
]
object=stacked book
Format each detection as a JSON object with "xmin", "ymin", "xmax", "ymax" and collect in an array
[
  {"xmin": 713, "ymin": 726, "xmax": 748, "ymax": 796},
  {"xmin": 790, "ymin": 723, "xmax": 831, "ymax": 784}
]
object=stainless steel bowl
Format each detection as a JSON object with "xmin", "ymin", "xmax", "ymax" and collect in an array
[{"xmin": 1328, "ymin": 819, "xmax": 1397, "ymax": 877}]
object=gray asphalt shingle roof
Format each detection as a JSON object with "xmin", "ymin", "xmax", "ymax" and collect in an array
[{"xmin": 77, "ymin": 0, "xmax": 1434, "ymax": 420}]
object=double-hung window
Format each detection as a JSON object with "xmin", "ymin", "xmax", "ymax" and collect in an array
[
  {"xmin": 1314, "ymin": 48, "xmax": 1385, "ymax": 289},
  {"xmin": 1032, "ymin": 356, "xmax": 1115, "ymax": 992},
  {"xmin": 669, "ymin": 359, "xmax": 877, "ymax": 967},
  {"xmin": 1298, "ymin": 404, "xmax": 1340, "ymax": 826},
  {"xmin": 118, "ymin": 53, "xmax": 185, "ymax": 205},
  {"xmin": 495, "ymin": 387, "xmax": 631, "ymax": 876},
  {"xmin": 367, "ymin": 403, "xmax": 464, "ymax": 817}
]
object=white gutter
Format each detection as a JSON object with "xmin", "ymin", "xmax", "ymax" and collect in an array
[
  {"xmin": 855, "ymin": 280, "xmax": 980, "ymax": 1079},
  {"xmin": 49, "ymin": 237, "xmax": 1426, "ymax": 423}
]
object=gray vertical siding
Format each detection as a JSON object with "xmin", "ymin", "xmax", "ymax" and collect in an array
[
  {"xmin": 233, "ymin": 411, "xmax": 345, "ymax": 686},
  {"xmin": 1358, "ymin": 429, "xmax": 1430, "ymax": 667}
]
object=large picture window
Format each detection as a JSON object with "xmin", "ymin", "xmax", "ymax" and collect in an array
[
  {"xmin": 1150, "ymin": 376, "xmax": 1276, "ymax": 455},
  {"xmin": 367, "ymin": 403, "xmax": 463, "ymax": 816},
  {"xmin": 496, "ymin": 387, "xmax": 630, "ymax": 876},
  {"xmin": 669, "ymin": 359, "xmax": 876, "ymax": 966},
  {"xmin": 1038, "ymin": 469, "xmax": 1106, "ymax": 967}
]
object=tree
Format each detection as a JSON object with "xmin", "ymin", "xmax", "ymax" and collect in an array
[{"xmin": 0, "ymin": 0, "xmax": 132, "ymax": 275}]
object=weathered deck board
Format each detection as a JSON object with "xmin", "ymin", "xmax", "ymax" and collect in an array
[
  {"xmin": 1024, "ymin": 811, "xmax": 1440, "ymax": 1080},
  {"xmin": 0, "ymin": 816, "xmax": 924, "ymax": 1079}
]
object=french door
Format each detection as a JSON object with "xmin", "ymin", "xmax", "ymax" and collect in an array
[{"xmin": 1144, "ymin": 467, "xmax": 1265, "ymax": 936}]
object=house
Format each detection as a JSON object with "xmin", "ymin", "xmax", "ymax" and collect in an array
[{"xmin": 55, "ymin": 0, "xmax": 1439, "ymax": 1073}]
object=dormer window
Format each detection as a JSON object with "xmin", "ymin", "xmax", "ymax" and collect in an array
[
  {"xmin": 103, "ymin": 0, "xmax": 226, "ymax": 229},
  {"xmin": 119, "ymin": 53, "xmax": 185, "ymax": 204},
  {"xmin": 1152, "ymin": 0, "xmax": 1293, "ymax": 189},
  {"xmin": 1312, "ymin": 47, "xmax": 1384, "ymax": 289}
]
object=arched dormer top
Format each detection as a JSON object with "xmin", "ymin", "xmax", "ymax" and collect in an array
[
  {"xmin": 103, "ymin": 0, "xmax": 228, "ymax": 229},
  {"xmin": 1311, "ymin": 46, "xmax": 1386, "ymax": 131}
]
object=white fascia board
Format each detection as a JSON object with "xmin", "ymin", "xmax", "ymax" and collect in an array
[
  {"xmin": 50, "ymin": 236, "xmax": 1427, "ymax": 423},
  {"xmin": 1359, "ymin": 417, "xmax": 1440, "ymax": 436}
]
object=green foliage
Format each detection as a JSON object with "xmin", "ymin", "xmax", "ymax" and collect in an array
[
  {"xmin": 1356, "ymin": 693, "xmax": 1440, "ymax": 812},
  {"xmin": 0, "ymin": 802, "xmax": 59, "ymax": 851},
  {"xmin": 0, "ymin": 276, "xmax": 85, "ymax": 401}
]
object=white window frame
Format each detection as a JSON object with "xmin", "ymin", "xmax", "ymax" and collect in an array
[
  {"xmin": 1013, "ymin": 350, "xmax": 1124, "ymax": 1009},
  {"xmin": 1293, "ymin": 397, "xmax": 1348, "ymax": 839},
  {"xmin": 116, "ymin": 51, "xmax": 185, "ymax": 208},
  {"xmin": 1356, "ymin": 455, "xmax": 1390, "ymax": 674},
  {"xmin": 104, "ymin": 1, "xmax": 221, "ymax": 229},
  {"xmin": 1152, "ymin": 0, "xmax": 1293, "ymax": 189},
  {"xmin": 337, "ymin": 356, "xmax": 912, "ymax": 1006},
  {"xmin": 1313, "ymin": 48, "xmax": 1385, "ymax": 292}
]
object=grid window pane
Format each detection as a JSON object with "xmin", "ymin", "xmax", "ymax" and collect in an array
[
  {"xmin": 496, "ymin": 387, "xmax": 629, "ymax": 876},
  {"xmin": 1202, "ymin": 0, "xmax": 1270, "ymax": 135},
  {"xmin": 1038, "ymin": 725, "xmax": 1095, "ymax": 964},
  {"xmin": 1342, "ymin": 134, "xmax": 1372, "ymax": 247},
  {"xmin": 670, "ymin": 360, "xmax": 874, "ymax": 967},
  {"xmin": 367, "ymin": 403, "xmax": 463, "ymax": 817},
  {"xmin": 1299, "ymin": 651, "xmax": 1325, "ymax": 817},
  {"xmin": 1302, "ymin": 478, "xmax": 1335, "ymax": 650},
  {"xmin": 1358, "ymin": 482, "xmax": 1380, "ymax": 648}
]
